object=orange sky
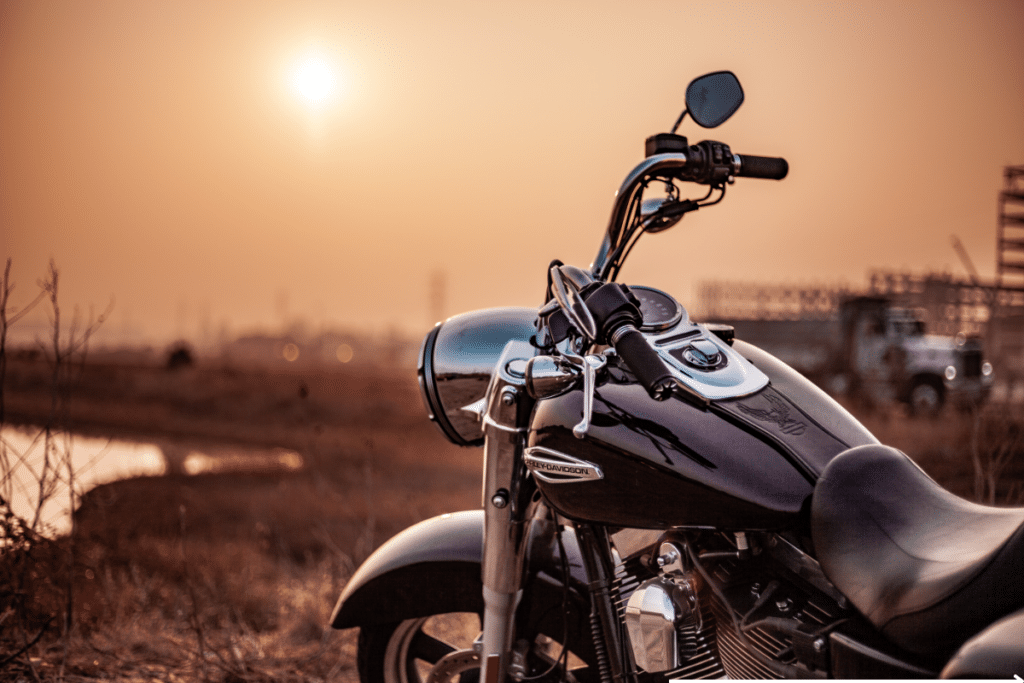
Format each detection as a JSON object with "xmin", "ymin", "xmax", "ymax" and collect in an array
[{"xmin": 2, "ymin": 0, "xmax": 1023, "ymax": 346}]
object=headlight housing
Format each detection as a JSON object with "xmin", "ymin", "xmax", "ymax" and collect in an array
[{"xmin": 418, "ymin": 307, "xmax": 538, "ymax": 446}]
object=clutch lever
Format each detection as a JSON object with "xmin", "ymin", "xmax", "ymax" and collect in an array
[{"xmin": 550, "ymin": 265, "xmax": 598, "ymax": 344}]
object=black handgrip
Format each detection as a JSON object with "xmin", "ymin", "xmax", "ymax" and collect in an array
[
  {"xmin": 737, "ymin": 154, "xmax": 789, "ymax": 180},
  {"xmin": 612, "ymin": 325, "xmax": 675, "ymax": 401}
]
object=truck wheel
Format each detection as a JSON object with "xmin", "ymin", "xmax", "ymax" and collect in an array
[{"xmin": 908, "ymin": 378, "xmax": 944, "ymax": 417}]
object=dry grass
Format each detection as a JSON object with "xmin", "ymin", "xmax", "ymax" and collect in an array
[{"xmin": 1, "ymin": 354, "xmax": 478, "ymax": 681}]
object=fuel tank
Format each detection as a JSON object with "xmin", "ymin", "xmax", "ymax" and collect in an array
[{"xmin": 528, "ymin": 339, "xmax": 878, "ymax": 530}]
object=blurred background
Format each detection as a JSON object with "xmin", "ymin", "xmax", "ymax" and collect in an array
[{"xmin": 2, "ymin": 2, "xmax": 1023, "ymax": 679}]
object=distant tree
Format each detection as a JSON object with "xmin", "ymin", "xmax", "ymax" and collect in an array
[{"xmin": 166, "ymin": 341, "xmax": 195, "ymax": 370}]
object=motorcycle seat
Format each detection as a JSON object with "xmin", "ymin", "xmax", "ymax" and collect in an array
[{"xmin": 810, "ymin": 444, "xmax": 1024, "ymax": 659}]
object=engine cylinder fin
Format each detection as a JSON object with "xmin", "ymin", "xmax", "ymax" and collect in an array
[
  {"xmin": 716, "ymin": 634, "xmax": 779, "ymax": 680},
  {"xmin": 705, "ymin": 554, "xmax": 844, "ymax": 679},
  {"xmin": 747, "ymin": 629, "xmax": 790, "ymax": 656},
  {"xmin": 803, "ymin": 598, "xmax": 833, "ymax": 625},
  {"xmin": 712, "ymin": 602, "xmax": 787, "ymax": 678}
]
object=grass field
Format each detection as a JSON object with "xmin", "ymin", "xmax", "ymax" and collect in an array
[{"xmin": 0, "ymin": 351, "xmax": 1021, "ymax": 681}]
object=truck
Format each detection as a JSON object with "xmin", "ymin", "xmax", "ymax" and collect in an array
[{"xmin": 714, "ymin": 296, "xmax": 994, "ymax": 414}]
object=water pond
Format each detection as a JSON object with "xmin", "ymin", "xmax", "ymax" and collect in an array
[{"xmin": 1, "ymin": 426, "xmax": 302, "ymax": 537}]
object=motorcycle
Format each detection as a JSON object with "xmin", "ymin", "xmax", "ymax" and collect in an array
[{"xmin": 330, "ymin": 72, "xmax": 1024, "ymax": 680}]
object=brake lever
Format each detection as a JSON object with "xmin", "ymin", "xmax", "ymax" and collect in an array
[{"xmin": 572, "ymin": 354, "xmax": 606, "ymax": 438}]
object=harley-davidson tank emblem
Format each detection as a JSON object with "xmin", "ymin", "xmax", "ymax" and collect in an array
[
  {"xmin": 524, "ymin": 447, "xmax": 604, "ymax": 484},
  {"xmin": 737, "ymin": 393, "xmax": 807, "ymax": 436}
]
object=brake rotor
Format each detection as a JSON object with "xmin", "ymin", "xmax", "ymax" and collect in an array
[{"xmin": 425, "ymin": 649, "xmax": 480, "ymax": 683}]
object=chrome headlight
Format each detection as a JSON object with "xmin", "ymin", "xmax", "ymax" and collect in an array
[{"xmin": 418, "ymin": 307, "xmax": 538, "ymax": 446}]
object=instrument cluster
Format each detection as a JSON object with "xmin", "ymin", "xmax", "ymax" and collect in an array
[{"xmin": 629, "ymin": 285, "xmax": 686, "ymax": 332}]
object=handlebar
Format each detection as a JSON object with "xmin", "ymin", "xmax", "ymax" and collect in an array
[
  {"xmin": 580, "ymin": 282, "xmax": 677, "ymax": 401},
  {"xmin": 610, "ymin": 324, "xmax": 675, "ymax": 401},
  {"xmin": 681, "ymin": 141, "xmax": 789, "ymax": 184},
  {"xmin": 735, "ymin": 154, "xmax": 788, "ymax": 180},
  {"xmin": 592, "ymin": 142, "xmax": 789, "ymax": 279}
]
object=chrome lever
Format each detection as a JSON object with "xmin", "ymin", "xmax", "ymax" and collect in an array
[
  {"xmin": 550, "ymin": 265, "xmax": 598, "ymax": 343},
  {"xmin": 573, "ymin": 354, "xmax": 606, "ymax": 439}
]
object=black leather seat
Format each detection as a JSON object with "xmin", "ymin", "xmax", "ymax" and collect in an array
[{"xmin": 811, "ymin": 444, "xmax": 1024, "ymax": 658}]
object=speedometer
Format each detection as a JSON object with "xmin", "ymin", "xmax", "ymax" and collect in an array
[{"xmin": 628, "ymin": 285, "xmax": 684, "ymax": 332}]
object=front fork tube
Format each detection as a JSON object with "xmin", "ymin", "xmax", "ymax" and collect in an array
[
  {"xmin": 479, "ymin": 342, "xmax": 537, "ymax": 683},
  {"xmin": 480, "ymin": 426, "xmax": 530, "ymax": 683}
]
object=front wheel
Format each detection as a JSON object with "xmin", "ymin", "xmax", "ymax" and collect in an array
[
  {"xmin": 358, "ymin": 613, "xmax": 483, "ymax": 683},
  {"xmin": 356, "ymin": 586, "xmax": 594, "ymax": 683}
]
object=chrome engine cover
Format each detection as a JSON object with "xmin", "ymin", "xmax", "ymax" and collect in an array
[{"xmin": 624, "ymin": 576, "xmax": 700, "ymax": 672}]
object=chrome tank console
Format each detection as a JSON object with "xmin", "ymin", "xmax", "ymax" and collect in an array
[{"xmin": 617, "ymin": 290, "xmax": 768, "ymax": 402}]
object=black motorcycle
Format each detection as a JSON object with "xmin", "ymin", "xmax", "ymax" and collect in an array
[{"xmin": 330, "ymin": 72, "xmax": 1024, "ymax": 681}]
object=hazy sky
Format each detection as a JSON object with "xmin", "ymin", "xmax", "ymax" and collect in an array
[{"xmin": 2, "ymin": 1, "xmax": 1023, "ymax": 345}]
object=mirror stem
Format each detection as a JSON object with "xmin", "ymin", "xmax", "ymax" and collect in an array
[{"xmin": 670, "ymin": 109, "xmax": 688, "ymax": 134}]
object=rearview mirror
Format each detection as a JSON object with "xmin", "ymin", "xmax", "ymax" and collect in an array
[{"xmin": 685, "ymin": 71, "xmax": 744, "ymax": 128}]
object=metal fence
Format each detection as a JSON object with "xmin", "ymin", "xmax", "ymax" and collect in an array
[{"xmin": 697, "ymin": 281, "xmax": 852, "ymax": 322}]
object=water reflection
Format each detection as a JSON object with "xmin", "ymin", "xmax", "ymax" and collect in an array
[
  {"xmin": 0, "ymin": 426, "xmax": 302, "ymax": 537},
  {"xmin": 180, "ymin": 447, "xmax": 303, "ymax": 476}
]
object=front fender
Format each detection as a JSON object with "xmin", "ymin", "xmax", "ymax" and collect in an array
[
  {"xmin": 331, "ymin": 508, "xmax": 589, "ymax": 630},
  {"xmin": 331, "ymin": 510, "xmax": 485, "ymax": 629}
]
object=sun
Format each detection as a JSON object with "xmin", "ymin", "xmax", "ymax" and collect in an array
[{"xmin": 291, "ymin": 54, "xmax": 336, "ymax": 106}]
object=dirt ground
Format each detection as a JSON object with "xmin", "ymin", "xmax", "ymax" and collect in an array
[{"xmin": 0, "ymin": 352, "xmax": 1021, "ymax": 681}]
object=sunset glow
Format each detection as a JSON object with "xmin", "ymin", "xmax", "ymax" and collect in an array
[
  {"xmin": 291, "ymin": 54, "xmax": 336, "ymax": 105},
  {"xmin": 2, "ymin": 1, "xmax": 1022, "ymax": 345}
]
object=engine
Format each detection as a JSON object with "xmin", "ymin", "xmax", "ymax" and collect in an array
[
  {"xmin": 611, "ymin": 530, "xmax": 846, "ymax": 680},
  {"xmin": 612, "ymin": 536, "xmax": 723, "ymax": 680}
]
